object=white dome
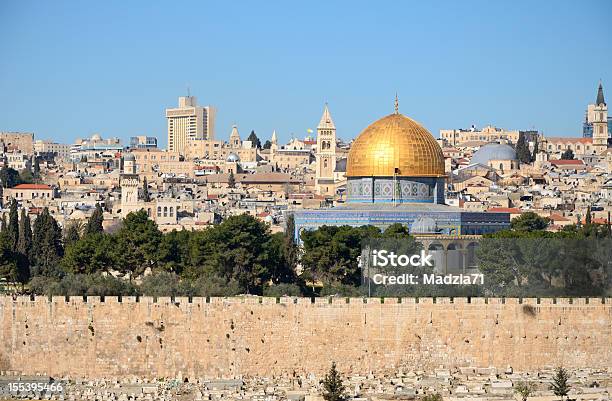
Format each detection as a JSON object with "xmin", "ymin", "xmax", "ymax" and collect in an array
[
  {"xmin": 471, "ymin": 143, "xmax": 517, "ymax": 165},
  {"xmin": 226, "ymin": 152, "xmax": 240, "ymax": 162},
  {"xmin": 91, "ymin": 133, "xmax": 102, "ymax": 141}
]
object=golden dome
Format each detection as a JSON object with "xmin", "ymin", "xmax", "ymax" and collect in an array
[{"xmin": 346, "ymin": 113, "xmax": 445, "ymax": 177}]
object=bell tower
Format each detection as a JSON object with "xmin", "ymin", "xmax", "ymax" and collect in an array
[
  {"xmin": 120, "ymin": 154, "xmax": 140, "ymax": 217},
  {"xmin": 592, "ymin": 82, "xmax": 608, "ymax": 152},
  {"xmin": 315, "ymin": 103, "xmax": 337, "ymax": 195}
]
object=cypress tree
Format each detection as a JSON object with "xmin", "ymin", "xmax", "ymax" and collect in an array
[
  {"xmin": 228, "ymin": 171, "xmax": 236, "ymax": 189},
  {"xmin": 15, "ymin": 208, "xmax": 32, "ymax": 285},
  {"xmin": 550, "ymin": 367, "xmax": 571, "ymax": 399},
  {"xmin": 33, "ymin": 157, "xmax": 41, "ymax": 178},
  {"xmin": 17, "ymin": 208, "xmax": 32, "ymax": 256},
  {"xmin": 63, "ymin": 222, "xmax": 81, "ymax": 247},
  {"xmin": 531, "ymin": 139, "xmax": 539, "ymax": 162},
  {"xmin": 85, "ymin": 204, "xmax": 104, "ymax": 235},
  {"xmin": 7, "ymin": 199, "xmax": 19, "ymax": 251},
  {"xmin": 322, "ymin": 362, "xmax": 347, "ymax": 401},
  {"xmin": 515, "ymin": 133, "xmax": 532, "ymax": 164},
  {"xmin": 585, "ymin": 206, "xmax": 592, "ymax": 226},
  {"xmin": 31, "ymin": 207, "xmax": 63, "ymax": 277}
]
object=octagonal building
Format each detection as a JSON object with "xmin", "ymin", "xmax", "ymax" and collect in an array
[{"xmin": 291, "ymin": 108, "xmax": 510, "ymax": 242}]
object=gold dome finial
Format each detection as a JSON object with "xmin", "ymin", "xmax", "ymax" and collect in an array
[{"xmin": 394, "ymin": 93, "xmax": 399, "ymax": 114}]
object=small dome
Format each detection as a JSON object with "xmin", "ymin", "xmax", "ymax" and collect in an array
[
  {"xmin": 91, "ymin": 133, "xmax": 102, "ymax": 141},
  {"xmin": 471, "ymin": 143, "xmax": 517, "ymax": 165},
  {"xmin": 123, "ymin": 153, "xmax": 136, "ymax": 162},
  {"xmin": 226, "ymin": 152, "xmax": 240, "ymax": 162},
  {"xmin": 410, "ymin": 217, "xmax": 438, "ymax": 234}
]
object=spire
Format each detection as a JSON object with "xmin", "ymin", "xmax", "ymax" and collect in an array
[
  {"xmin": 394, "ymin": 93, "xmax": 399, "ymax": 114},
  {"xmin": 230, "ymin": 124, "xmax": 240, "ymax": 139},
  {"xmin": 596, "ymin": 81, "xmax": 606, "ymax": 105},
  {"xmin": 271, "ymin": 130, "xmax": 277, "ymax": 143},
  {"xmin": 317, "ymin": 103, "xmax": 335, "ymax": 129}
]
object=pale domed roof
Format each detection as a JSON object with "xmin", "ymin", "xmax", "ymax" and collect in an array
[
  {"xmin": 91, "ymin": 133, "xmax": 102, "ymax": 141},
  {"xmin": 410, "ymin": 217, "xmax": 438, "ymax": 234},
  {"xmin": 346, "ymin": 113, "xmax": 445, "ymax": 177},
  {"xmin": 471, "ymin": 142, "xmax": 517, "ymax": 165},
  {"xmin": 226, "ymin": 152, "xmax": 240, "ymax": 162},
  {"xmin": 123, "ymin": 153, "xmax": 136, "ymax": 161}
]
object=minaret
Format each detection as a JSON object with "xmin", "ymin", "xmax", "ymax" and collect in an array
[
  {"xmin": 315, "ymin": 103, "xmax": 337, "ymax": 195},
  {"xmin": 120, "ymin": 153, "xmax": 140, "ymax": 217},
  {"xmin": 270, "ymin": 130, "xmax": 278, "ymax": 152},
  {"xmin": 593, "ymin": 82, "xmax": 609, "ymax": 152}
]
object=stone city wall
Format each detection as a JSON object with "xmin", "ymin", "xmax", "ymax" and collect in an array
[{"xmin": 0, "ymin": 296, "xmax": 610, "ymax": 379}]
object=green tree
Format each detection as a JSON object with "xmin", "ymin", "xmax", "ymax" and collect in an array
[
  {"xmin": 515, "ymin": 133, "xmax": 532, "ymax": 164},
  {"xmin": 247, "ymin": 130, "xmax": 262, "ymax": 148},
  {"xmin": 0, "ymin": 165, "xmax": 22, "ymax": 188},
  {"xmin": 31, "ymin": 207, "xmax": 64, "ymax": 277},
  {"xmin": 85, "ymin": 204, "xmax": 104, "ymax": 235},
  {"xmin": 228, "ymin": 171, "xmax": 236, "ymax": 188},
  {"xmin": 188, "ymin": 214, "xmax": 276, "ymax": 294},
  {"xmin": 0, "ymin": 230, "xmax": 18, "ymax": 285},
  {"xmin": 141, "ymin": 176, "xmax": 151, "ymax": 202},
  {"xmin": 33, "ymin": 157, "xmax": 41, "ymax": 178},
  {"xmin": 322, "ymin": 362, "xmax": 347, "ymax": 401},
  {"xmin": 19, "ymin": 169, "xmax": 34, "ymax": 184},
  {"xmin": 550, "ymin": 367, "xmax": 571, "ymax": 400},
  {"xmin": 63, "ymin": 221, "xmax": 82, "ymax": 247},
  {"xmin": 531, "ymin": 138, "xmax": 539, "ymax": 161},
  {"xmin": 158, "ymin": 229, "xmax": 192, "ymax": 275},
  {"xmin": 585, "ymin": 205, "xmax": 592, "ymax": 226},
  {"xmin": 7, "ymin": 199, "xmax": 19, "ymax": 250},
  {"xmin": 62, "ymin": 233, "xmax": 116, "ymax": 275},
  {"xmin": 17, "ymin": 208, "xmax": 32, "ymax": 256},
  {"xmin": 514, "ymin": 381, "xmax": 535, "ymax": 401},
  {"xmin": 301, "ymin": 225, "xmax": 381, "ymax": 287},
  {"xmin": 114, "ymin": 210, "xmax": 162, "ymax": 280},
  {"xmin": 15, "ymin": 208, "xmax": 32, "ymax": 285},
  {"xmin": 560, "ymin": 149, "xmax": 574, "ymax": 160},
  {"xmin": 511, "ymin": 212, "xmax": 550, "ymax": 232},
  {"xmin": 263, "ymin": 140, "xmax": 272, "ymax": 149}
]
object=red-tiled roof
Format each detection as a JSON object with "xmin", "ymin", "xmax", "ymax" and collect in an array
[
  {"xmin": 550, "ymin": 159, "xmax": 584, "ymax": 166},
  {"xmin": 12, "ymin": 184, "xmax": 52, "ymax": 190},
  {"xmin": 546, "ymin": 137, "xmax": 592, "ymax": 144},
  {"xmin": 549, "ymin": 213, "xmax": 569, "ymax": 222},
  {"xmin": 487, "ymin": 207, "xmax": 521, "ymax": 214}
]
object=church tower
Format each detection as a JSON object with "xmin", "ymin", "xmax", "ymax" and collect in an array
[
  {"xmin": 315, "ymin": 103, "xmax": 337, "ymax": 195},
  {"xmin": 229, "ymin": 125, "xmax": 242, "ymax": 149},
  {"xmin": 120, "ymin": 153, "xmax": 140, "ymax": 217},
  {"xmin": 592, "ymin": 82, "xmax": 608, "ymax": 152}
]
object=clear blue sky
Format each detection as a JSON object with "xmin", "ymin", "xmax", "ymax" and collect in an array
[{"xmin": 1, "ymin": 0, "xmax": 611, "ymax": 147}]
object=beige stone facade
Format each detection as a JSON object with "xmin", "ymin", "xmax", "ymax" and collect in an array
[
  {"xmin": 0, "ymin": 131, "xmax": 34, "ymax": 154},
  {"xmin": 0, "ymin": 296, "xmax": 610, "ymax": 379},
  {"xmin": 440, "ymin": 126, "xmax": 520, "ymax": 146}
]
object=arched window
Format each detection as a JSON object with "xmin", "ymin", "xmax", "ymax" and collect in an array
[
  {"xmin": 169, "ymin": 207, "xmax": 174, "ymax": 217},
  {"xmin": 163, "ymin": 206, "xmax": 168, "ymax": 217},
  {"xmin": 324, "ymin": 159, "xmax": 328, "ymax": 168},
  {"xmin": 157, "ymin": 206, "xmax": 162, "ymax": 217}
]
